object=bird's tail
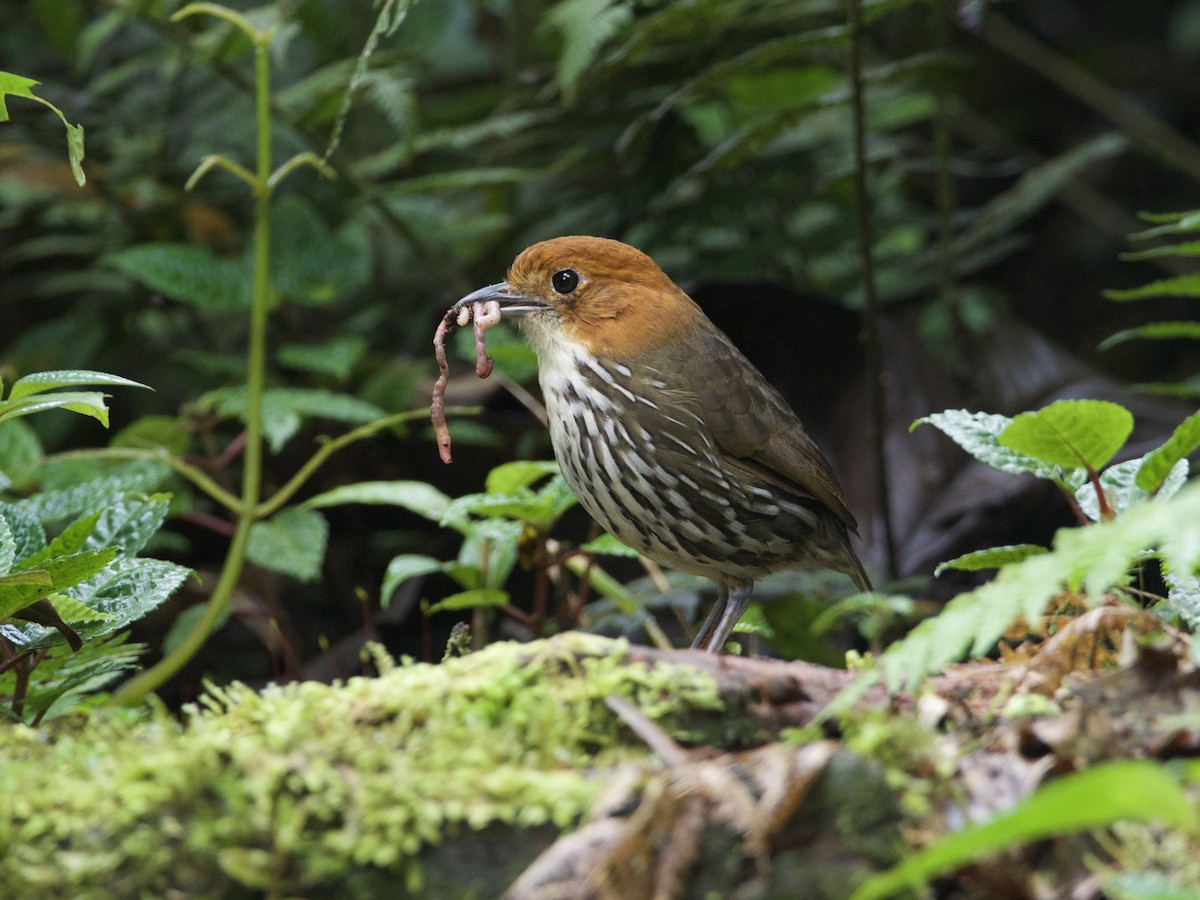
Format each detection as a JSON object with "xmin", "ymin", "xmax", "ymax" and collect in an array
[{"xmin": 845, "ymin": 549, "xmax": 873, "ymax": 593}]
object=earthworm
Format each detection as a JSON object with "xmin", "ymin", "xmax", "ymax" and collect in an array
[{"xmin": 431, "ymin": 300, "xmax": 502, "ymax": 464}]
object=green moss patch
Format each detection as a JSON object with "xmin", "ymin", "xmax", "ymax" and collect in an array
[{"xmin": 0, "ymin": 634, "xmax": 722, "ymax": 898}]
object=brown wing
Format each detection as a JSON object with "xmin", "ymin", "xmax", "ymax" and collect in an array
[{"xmin": 679, "ymin": 325, "xmax": 859, "ymax": 533}]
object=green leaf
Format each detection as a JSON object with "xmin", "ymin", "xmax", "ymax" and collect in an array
[
  {"xmin": 546, "ymin": 0, "xmax": 634, "ymax": 102},
  {"xmin": 1159, "ymin": 570, "xmax": 1200, "ymax": 630},
  {"xmin": 0, "ymin": 503, "xmax": 46, "ymax": 561},
  {"xmin": 934, "ymin": 544, "xmax": 1046, "ymax": 575},
  {"xmin": 911, "ymin": 410, "xmax": 1060, "ymax": 479},
  {"xmin": 426, "ymin": 588, "xmax": 508, "ymax": 614},
  {"xmin": 999, "ymin": 400, "xmax": 1133, "ymax": 471},
  {"xmin": 443, "ymin": 476, "xmax": 577, "ymax": 530},
  {"xmin": 484, "ymin": 460, "xmax": 561, "ymax": 495},
  {"xmin": 1105, "ymin": 871, "xmax": 1200, "ymax": 900},
  {"xmin": 0, "ymin": 71, "xmax": 86, "ymax": 186},
  {"xmin": 247, "ymin": 507, "xmax": 328, "ymax": 582},
  {"xmin": 1137, "ymin": 409, "xmax": 1200, "ymax": 493},
  {"xmin": 1104, "ymin": 273, "xmax": 1200, "ymax": 302},
  {"xmin": 87, "ymin": 494, "xmax": 172, "ymax": 556},
  {"xmin": 47, "ymin": 592, "xmax": 116, "ymax": 624},
  {"xmin": 380, "ymin": 554, "xmax": 446, "ymax": 607},
  {"xmin": 0, "ymin": 548, "xmax": 117, "ymax": 620},
  {"xmin": 106, "ymin": 243, "xmax": 250, "ymax": 309},
  {"xmin": 302, "ymin": 480, "xmax": 451, "ymax": 523},
  {"xmin": 7, "ymin": 369, "xmax": 148, "ymax": 400},
  {"xmin": 578, "ymin": 533, "xmax": 640, "ymax": 557},
  {"xmin": 1119, "ymin": 239, "xmax": 1200, "ymax": 260},
  {"xmin": 270, "ymin": 195, "xmax": 366, "ymax": 305},
  {"xmin": 0, "ymin": 570, "xmax": 53, "ymax": 589},
  {"xmin": 0, "ymin": 516, "xmax": 15, "ymax": 575},
  {"xmin": 872, "ymin": 479, "xmax": 1200, "ymax": 692},
  {"xmin": 201, "ymin": 387, "xmax": 387, "ymax": 452},
  {"xmin": 277, "ymin": 335, "xmax": 367, "ymax": 381},
  {"xmin": 1076, "ymin": 458, "xmax": 1188, "ymax": 521},
  {"xmin": 0, "ymin": 71, "xmax": 42, "ymax": 120},
  {"xmin": 0, "ymin": 391, "xmax": 113, "ymax": 427},
  {"xmin": 16, "ymin": 471, "xmax": 167, "ymax": 523},
  {"xmin": 27, "ymin": 557, "xmax": 190, "ymax": 647},
  {"xmin": 851, "ymin": 761, "xmax": 1200, "ymax": 900},
  {"xmin": 0, "ymin": 633, "xmax": 143, "ymax": 722},
  {"xmin": 16, "ymin": 512, "xmax": 101, "ymax": 572},
  {"xmin": 0, "ymin": 418, "xmax": 43, "ymax": 472},
  {"xmin": 1099, "ymin": 321, "xmax": 1200, "ymax": 351}
]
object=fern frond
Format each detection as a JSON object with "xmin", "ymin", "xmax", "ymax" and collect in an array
[{"xmin": 877, "ymin": 480, "xmax": 1200, "ymax": 691}]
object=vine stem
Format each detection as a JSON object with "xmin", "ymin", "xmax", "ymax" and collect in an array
[{"xmin": 111, "ymin": 33, "xmax": 274, "ymax": 706}]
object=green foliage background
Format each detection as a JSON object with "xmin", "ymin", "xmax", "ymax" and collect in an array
[{"xmin": 2, "ymin": 0, "xmax": 1200, "ymax": 703}]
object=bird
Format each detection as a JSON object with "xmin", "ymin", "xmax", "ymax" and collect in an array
[{"xmin": 453, "ymin": 236, "xmax": 871, "ymax": 652}]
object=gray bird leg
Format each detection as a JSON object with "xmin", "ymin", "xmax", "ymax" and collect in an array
[
  {"xmin": 690, "ymin": 583, "xmax": 728, "ymax": 650},
  {"xmin": 691, "ymin": 582, "xmax": 754, "ymax": 651},
  {"xmin": 699, "ymin": 582, "xmax": 753, "ymax": 652}
]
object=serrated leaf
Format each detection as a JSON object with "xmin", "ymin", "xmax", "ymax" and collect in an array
[
  {"xmin": 14, "ymin": 557, "xmax": 191, "ymax": 648},
  {"xmin": 934, "ymin": 544, "xmax": 1046, "ymax": 575},
  {"xmin": 1000, "ymin": 400, "xmax": 1133, "ymax": 471},
  {"xmin": 1159, "ymin": 570, "xmax": 1200, "ymax": 630},
  {"xmin": 8, "ymin": 369, "xmax": 148, "ymax": 400},
  {"xmin": 106, "ymin": 243, "xmax": 250, "ymax": 309},
  {"xmin": 1103, "ymin": 273, "xmax": 1200, "ymax": 302},
  {"xmin": 302, "ymin": 480, "xmax": 451, "ymax": 523},
  {"xmin": 380, "ymin": 554, "xmax": 446, "ymax": 607},
  {"xmin": 1137, "ymin": 409, "xmax": 1200, "ymax": 493},
  {"xmin": 0, "ymin": 503, "xmax": 46, "ymax": 560},
  {"xmin": 0, "ymin": 548, "xmax": 116, "ymax": 619},
  {"xmin": 426, "ymin": 588, "xmax": 508, "ymax": 614},
  {"xmin": 16, "ymin": 471, "xmax": 166, "ymax": 523},
  {"xmin": 0, "ymin": 633, "xmax": 143, "ymax": 722},
  {"xmin": 17, "ymin": 511, "xmax": 101, "ymax": 571},
  {"xmin": 0, "ymin": 516, "xmax": 14, "ymax": 575},
  {"xmin": 86, "ymin": 494, "xmax": 171, "ymax": 556},
  {"xmin": 873, "ymin": 479, "xmax": 1200, "ymax": 693},
  {"xmin": 247, "ymin": 507, "xmax": 328, "ymax": 582},
  {"xmin": 47, "ymin": 592, "xmax": 115, "ymax": 623},
  {"xmin": 0, "ymin": 570, "xmax": 53, "ymax": 588},
  {"xmin": 1076, "ymin": 458, "xmax": 1188, "ymax": 521},
  {"xmin": 911, "ymin": 410, "xmax": 1061, "ymax": 479}
]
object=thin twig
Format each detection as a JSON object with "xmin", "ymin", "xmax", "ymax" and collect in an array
[
  {"xmin": 976, "ymin": 14, "xmax": 1200, "ymax": 183},
  {"xmin": 847, "ymin": 0, "xmax": 897, "ymax": 579}
]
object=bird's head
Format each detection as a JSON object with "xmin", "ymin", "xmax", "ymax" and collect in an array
[{"xmin": 453, "ymin": 236, "xmax": 705, "ymax": 359}]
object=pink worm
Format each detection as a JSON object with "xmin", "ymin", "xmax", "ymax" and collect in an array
[{"xmin": 431, "ymin": 300, "xmax": 502, "ymax": 464}]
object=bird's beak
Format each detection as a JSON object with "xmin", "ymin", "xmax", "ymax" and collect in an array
[{"xmin": 452, "ymin": 282, "xmax": 547, "ymax": 319}]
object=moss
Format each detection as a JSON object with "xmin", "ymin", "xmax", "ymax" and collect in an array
[{"xmin": 0, "ymin": 633, "xmax": 722, "ymax": 898}]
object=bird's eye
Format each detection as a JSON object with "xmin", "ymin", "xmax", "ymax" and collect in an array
[{"xmin": 551, "ymin": 269, "xmax": 579, "ymax": 295}]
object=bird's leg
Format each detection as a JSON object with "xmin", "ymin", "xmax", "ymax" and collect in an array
[
  {"xmin": 699, "ymin": 582, "xmax": 753, "ymax": 653},
  {"xmin": 690, "ymin": 583, "xmax": 728, "ymax": 650}
]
